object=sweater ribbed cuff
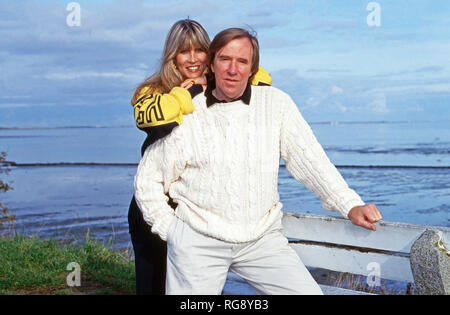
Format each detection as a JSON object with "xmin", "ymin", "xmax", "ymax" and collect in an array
[
  {"xmin": 151, "ymin": 212, "xmax": 176, "ymax": 242},
  {"xmin": 187, "ymin": 84, "xmax": 203, "ymax": 99},
  {"xmin": 339, "ymin": 199, "xmax": 365, "ymax": 219}
]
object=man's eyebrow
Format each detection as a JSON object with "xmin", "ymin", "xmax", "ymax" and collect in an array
[
  {"xmin": 217, "ymin": 53, "xmax": 231, "ymax": 59},
  {"xmin": 217, "ymin": 54, "xmax": 249, "ymax": 63}
]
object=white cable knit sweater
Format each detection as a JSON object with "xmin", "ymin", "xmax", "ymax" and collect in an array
[{"xmin": 134, "ymin": 86, "xmax": 365, "ymax": 243}]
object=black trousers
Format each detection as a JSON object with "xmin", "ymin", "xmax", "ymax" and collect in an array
[{"xmin": 128, "ymin": 196, "xmax": 167, "ymax": 295}]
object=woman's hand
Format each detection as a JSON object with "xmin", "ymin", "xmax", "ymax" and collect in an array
[{"xmin": 181, "ymin": 76, "xmax": 207, "ymax": 90}]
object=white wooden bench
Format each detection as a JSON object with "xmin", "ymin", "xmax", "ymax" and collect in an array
[{"xmin": 223, "ymin": 212, "xmax": 450, "ymax": 295}]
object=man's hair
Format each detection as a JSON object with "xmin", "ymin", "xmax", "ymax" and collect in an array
[{"xmin": 207, "ymin": 28, "xmax": 260, "ymax": 83}]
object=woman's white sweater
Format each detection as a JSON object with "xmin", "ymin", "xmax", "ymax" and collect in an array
[{"xmin": 134, "ymin": 86, "xmax": 364, "ymax": 243}]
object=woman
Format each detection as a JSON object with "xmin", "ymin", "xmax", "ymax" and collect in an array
[{"xmin": 128, "ymin": 19, "xmax": 272, "ymax": 295}]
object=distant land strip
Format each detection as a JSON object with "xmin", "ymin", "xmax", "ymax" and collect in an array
[
  {"xmin": 3, "ymin": 162, "xmax": 138, "ymax": 167},
  {"xmin": 0, "ymin": 125, "xmax": 133, "ymax": 130},
  {"xmin": 335, "ymin": 165, "xmax": 450, "ymax": 169},
  {"xmin": 1, "ymin": 120, "xmax": 449, "ymax": 130},
  {"xmin": 2, "ymin": 161, "xmax": 450, "ymax": 169}
]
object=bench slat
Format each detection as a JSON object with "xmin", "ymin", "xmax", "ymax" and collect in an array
[
  {"xmin": 282, "ymin": 212, "xmax": 450, "ymax": 253},
  {"xmin": 289, "ymin": 243, "xmax": 414, "ymax": 283}
]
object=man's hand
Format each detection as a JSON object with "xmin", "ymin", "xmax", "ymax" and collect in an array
[{"xmin": 348, "ymin": 204, "xmax": 382, "ymax": 231}]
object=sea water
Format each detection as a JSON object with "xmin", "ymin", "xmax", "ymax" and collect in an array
[{"xmin": 1, "ymin": 120, "xmax": 449, "ymax": 250}]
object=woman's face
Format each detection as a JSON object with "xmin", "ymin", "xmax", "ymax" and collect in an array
[{"xmin": 175, "ymin": 45, "xmax": 207, "ymax": 80}]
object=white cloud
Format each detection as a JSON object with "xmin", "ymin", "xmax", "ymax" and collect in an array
[
  {"xmin": 406, "ymin": 104, "xmax": 424, "ymax": 112},
  {"xmin": 330, "ymin": 85, "xmax": 344, "ymax": 95},
  {"xmin": 43, "ymin": 71, "xmax": 142, "ymax": 82},
  {"xmin": 367, "ymin": 92, "xmax": 388, "ymax": 114},
  {"xmin": 366, "ymin": 83, "xmax": 450, "ymax": 95},
  {"xmin": 306, "ymin": 96, "xmax": 320, "ymax": 107},
  {"xmin": 336, "ymin": 102, "xmax": 348, "ymax": 113},
  {"xmin": 1, "ymin": 0, "xmax": 449, "ymax": 125}
]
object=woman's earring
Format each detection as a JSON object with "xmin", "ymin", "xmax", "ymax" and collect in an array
[{"xmin": 170, "ymin": 60, "xmax": 178, "ymax": 71}]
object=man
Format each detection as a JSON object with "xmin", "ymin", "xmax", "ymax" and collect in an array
[{"xmin": 134, "ymin": 28, "xmax": 382, "ymax": 295}]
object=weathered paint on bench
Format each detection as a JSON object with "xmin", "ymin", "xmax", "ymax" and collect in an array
[
  {"xmin": 282, "ymin": 212, "xmax": 450, "ymax": 253},
  {"xmin": 223, "ymin": 212, "xmax": 450, "ymax": 295},
  {"xmin": 282, "ymin": 212, "xmax": 449, "ymax": 284}
]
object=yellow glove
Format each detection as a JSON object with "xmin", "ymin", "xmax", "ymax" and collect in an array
[
  {"xmin": 134, "ymin": 87, "xmax": 193, "ymax": 129},
  {"xmin": 251, "ymin": 66, "xmax": 272, "ymax": 86}
]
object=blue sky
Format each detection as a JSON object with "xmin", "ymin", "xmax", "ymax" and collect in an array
[{"xmin": 1, "ymin": 0, "xmax": 449, "ymax": 126}]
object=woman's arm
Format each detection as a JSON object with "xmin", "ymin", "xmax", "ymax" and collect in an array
[
  {"xmin": 134, "ymin": 85, "xmax": 203, "ymax": 155},
  {"xmin": 134, "ymin": 86, "xmax": 199, "ymax": 132}
]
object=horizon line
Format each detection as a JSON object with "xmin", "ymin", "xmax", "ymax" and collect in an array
[
  {"xmin": 3, "ymin": 162, "xmax": 450, "ymax": 170},
  {"xmin": 1, "ymin": 119, "xmax": 449, "ymax": 130}
]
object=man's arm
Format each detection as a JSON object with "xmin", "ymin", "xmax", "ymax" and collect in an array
[
  {"xmin": 134, "ymin": 134, "xmax": 186, "ymax": 240},
  {"xmin": 279, "ymin": 94, "xmax": 381, "ymax": 230}
]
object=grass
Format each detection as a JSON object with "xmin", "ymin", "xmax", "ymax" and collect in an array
[{"xmin": 0, "ymin": 233, "xmax": 136, "ymax": 295}]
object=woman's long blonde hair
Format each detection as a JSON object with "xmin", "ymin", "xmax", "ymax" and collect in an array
[{"xmin": 131, "ymin": 19, "xmax": 210, "ymax": 105}]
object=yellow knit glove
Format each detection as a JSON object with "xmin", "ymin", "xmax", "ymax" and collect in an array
[
  {"xmin": 251, "ymin": 66, "xmax": 272, "ymax": 86},
  {"xmin": 134, "ymin": 87, "xmax": 194, "ymax": 128},
  {"xmin": 171, "ymin": 87, "xmax": 195, "ymax": 114}
]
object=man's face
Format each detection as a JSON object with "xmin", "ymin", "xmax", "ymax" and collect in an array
[{"xmin": 211, "ymin": 37, "xmax": 253, "ymax": 102}]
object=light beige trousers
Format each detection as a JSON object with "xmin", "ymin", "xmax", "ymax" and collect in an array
[{"xmin": 165, "ymin": 216, "xmax": 323, "ymax": 295}]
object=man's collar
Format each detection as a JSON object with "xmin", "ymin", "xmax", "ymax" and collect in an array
[{"xmin": 205, "ymin": 78, "xmax": 251, "ymax": 107}]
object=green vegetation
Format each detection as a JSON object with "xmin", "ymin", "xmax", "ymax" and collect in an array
[
  {"xmin": 0, "ymin": 151, "xmax": 135, "ymax": 295},
  {"xmin": 0, "ymin": 234, "xmax": 136, "ymax": 295},
  {"xmin": 0, "ymin": 152, "xmax": 15, "ymax": 230}
]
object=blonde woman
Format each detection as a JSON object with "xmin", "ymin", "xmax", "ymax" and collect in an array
[{"xmin": 128, "ymin": 19, "xmax": 272, "ymax": 295}]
